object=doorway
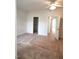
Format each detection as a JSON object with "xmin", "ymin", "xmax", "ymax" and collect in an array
[
  {"xmin": 33, "ymin": 17, "xmax": 39, "ymax": 34},
  {"xmin": 52, "ymin": 17, "xmax": 58, "ymax": 34},
  {"xmin": 52, "ymin": 16, "xmax": 58, "ymax": 39}
]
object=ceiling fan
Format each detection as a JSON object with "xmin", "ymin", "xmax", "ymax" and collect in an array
[{"xmin": 46, "ymin": 0, "xmax": 63, "ymax": 10}]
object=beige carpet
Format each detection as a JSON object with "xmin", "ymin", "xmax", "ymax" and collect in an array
[{"xmin": 17, "ymin": 33, "xmax": 63, "ymax": 59}]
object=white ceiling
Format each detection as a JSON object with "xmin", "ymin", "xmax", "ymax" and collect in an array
[{"xmin": 17, "ymin": 0, "xmax": 63, "ymax": 11}]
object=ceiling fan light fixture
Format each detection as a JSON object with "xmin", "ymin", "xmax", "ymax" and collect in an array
[{"xmin": 49, "ymin": 5, "xmax": 56, "ymax": 10}]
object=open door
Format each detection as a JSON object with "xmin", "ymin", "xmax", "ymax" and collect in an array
[
  {"xmin": 52, "ymin": 16, "xmax": 59, "ymax": 40},
  {"xmin": 59, "ymin": 18, "xmax": 63, "ymax": 40},
  {"xmin": 33, "ymin": 17, "xmax": 39, "ymax": 34},
  {"xmin": 52, "ymin": 16, "xmax": 63, "ymax": 40}
]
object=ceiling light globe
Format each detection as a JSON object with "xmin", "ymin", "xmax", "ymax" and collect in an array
[{"xmin": 49, "ymin": 6, "xmax": 56, "ymax": 10}]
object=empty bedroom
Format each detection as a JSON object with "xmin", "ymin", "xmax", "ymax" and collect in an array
[{"xmin": 16, "ymin": 0, "xmax": 63, "ymax": 59}]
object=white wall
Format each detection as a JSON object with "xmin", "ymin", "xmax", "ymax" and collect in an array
[
  {"xmin": 17, "ymin": 8, "xmax": 63, "ymax": 36},
  {"xmin": 17, "ymin": 9, "xmax": 27, "ymax": 35},
  {"xmin": 54, "ymin": 7, "xmax": 63, "ymax": 17},
  {"xmin": 17, "ymin": 9, "xmax": 49, "ymax": 36},
  {"xmin": 26, "ymin": 10, "xmax": 49, "ymax": 36}
]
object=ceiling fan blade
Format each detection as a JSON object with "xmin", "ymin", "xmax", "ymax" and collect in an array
[
  {"xmin": 55, "ymin": 4, "xmax": 63, "ymax": 7},
  {"xmin": 55, "ymin": 0, "xmax": 63, "ymax": 7},
  {"xmin": 46, "ymin": 0, "xmax": 56, "ymax": 2}
]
